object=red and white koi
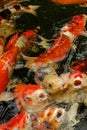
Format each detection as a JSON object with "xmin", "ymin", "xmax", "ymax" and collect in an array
[
  {"xmin": 5, "ymin": 30, "xmax": 36, "ymax": 51},
  {"xmin": 0, "ymin": 30, "xmax": 36, "ymax": 94},
  {"xmin": 13, "ymin": 84, "xmax": 48, "ymax": 112},
  {"xmin": 0, "ymin": 112, "xmax": 30, "ymax": 130},
  {"xmin": 23, "ymin": 14, "xmax": 87, "ymax": 69}
]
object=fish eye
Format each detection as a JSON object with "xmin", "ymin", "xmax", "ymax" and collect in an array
[
  {"xmin": 24, "ymin": 95, "xmax": 31, "ymax": 101},
  {"xmin": 24, "ymin": 95, "xmax": 32, "ymax": 104},
  {"xmin": 25, "ymin": 95, "xmax": 31, "ymax": 100}
]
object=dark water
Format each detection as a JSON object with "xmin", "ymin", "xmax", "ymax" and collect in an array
[
  {"xmin": 0, "ymin": 0, "xmax": 87, "ymax": 129},
  {"xmin": 15, "ymin": 0, "xmax": 87, "ymax": 38},
  {"xmin": 0, "ymin": 100, "xmax": 18, "ymax": 124}
]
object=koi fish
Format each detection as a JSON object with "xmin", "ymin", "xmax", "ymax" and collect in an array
[
  {"xmin": 0, "ymin": 46, "xmax": 19, "ymax": 94},
  {"xmin": 0, "ymin": 30, "xmax": 36, "ymax": 94},
  {"xmin": 13, "ymin": 84, "xmax": 48, "ymax": 112},
  {"xmin": 51, "ymin": 0, "xmax": 87, "ymax": 5},
  {"xmin": 35, "ymin": 65, "xmax": 87, "ymax": 103},
  {"xmin": 49, "ymin": 70, "xmax": 87, "ymax": 103},
  {"xmin": 23, "ymin": 14, "xmax": 87, "ymax": 69},
  {"xmin": 0, "ymin": 113, "xmax": 29, "ymax": 130},
  {"xmin": 35, "ymin": 65, "xmax": 65, "ymax": 94},
  {"xmin": 32, "ymin": 106, "xmax": 68, "ymax": 130},
  {"xmin": 5, "ymin": 30, "xmax": 36, "ymax": 51}
]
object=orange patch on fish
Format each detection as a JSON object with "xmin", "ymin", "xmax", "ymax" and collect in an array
[
  {"xmin": 0, "ymin": 113, "xmax": 27, "ymax": 130},
  {"xmin": 51, "ymin": 0, "xmax": 87, "ymax": 4}
]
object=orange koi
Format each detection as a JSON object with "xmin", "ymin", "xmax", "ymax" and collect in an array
[
  {"xmin": 0, "ymin": 46, "xmax": 19, "ymax": 94},
  {"xmin": 24, "ymin": 14, "xmax": 87, "ymax": 69},
  {"xmin": 0, "ymin": 30, "xmax": 36, "ymax": 94},
  {"xmin": 32, "ymin": 106, "xmax": 67, "ymax": 130},
  {"xmin": 0, "ymin": 113, "xmax": 28, "ymax": 130},
  {"xmin": 5, "ymin": 30, "xmax": 36, "ymax": 51},
  {"xmin": 14, "ymin": 84, "xmax": 48, "ymax": 112},
  {"xmin": 51, "ymin": 0, "xmax": 87, "ymax": 4},
  {"xmin": 5, "ymin": 33, "xmax": 18, "ymax": 51}
]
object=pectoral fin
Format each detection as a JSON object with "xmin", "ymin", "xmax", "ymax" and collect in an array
[{"xmin": 21, "ymin": 53, "xmax": 37, "ymax": 68}]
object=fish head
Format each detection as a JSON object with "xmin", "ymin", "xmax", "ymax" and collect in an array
[
  {"xmin": 66, "ymin": 71, "xmax": 87, "ymax": 89},
  {"xmin": 43, "ymin": 74, "xmax": 66, "ymax": 94},
  {"xmin": 39, "ymin": 107, "xmax": 67, "ymax": 129},
  {"xmin": 14, "ymin": 84, "xmax": 48, "ymax": 111}
]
